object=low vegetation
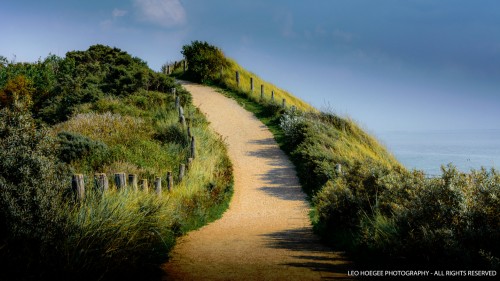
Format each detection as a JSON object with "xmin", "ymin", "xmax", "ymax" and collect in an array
[
  {"xmin": 172, "ymin": 41, "xmax": 500, "ymax": 270},
  {"xmin": 0, "ymin": 45, "xmax": 233, "ymax": 280}
]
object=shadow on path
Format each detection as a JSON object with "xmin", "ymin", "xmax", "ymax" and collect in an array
[{"xmin": 261, "ymin": 228, "xmax": 353, "ymax": 278}]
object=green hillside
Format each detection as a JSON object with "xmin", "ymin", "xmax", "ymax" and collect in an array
[
  {"xmin": 0, "ymin": 45, "xmax": 232, "ymax": 280},
  {"xmin": 173, "ymin": 41, "xmax": 500, "ymax": 270}
]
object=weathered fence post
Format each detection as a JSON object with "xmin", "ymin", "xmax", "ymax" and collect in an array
[
  {"xmin": 167, "ymin": 171, "xmax": 173, "ymax": 192},
  {"xmin": 128, "ymin": 174, "xmax": 138, "ymax": 191},
  {"xmin": 250, "ymin": 77, "xmax": 254, "ymax": 92},
  {"xmin": 291, "ymin": 105, "xmax": 296, "ymax": 113},
  {"xmin": 187, "ymin": 126, "xmax": 192, "ymax": 138},
  {"xmin": 183, "ymin": 60, "xmax": 186, "ymax": 73},
  {"xmin": 72, "ymin": 174, "xmax": 85, "ymax": 201},
  {"xmin": 140, "ymin": 179, "xmax": 149, "ymax": 192},
  {"xmin": 260, "ymin": 84, "xmax": 264, "ymax": 100},
  {"xmin": 271, "ymin": 91, "xmax": 275, "ymax": 102},
  {"xmin": 236, "ymin": 71, "xmax": 240, "ymax": 87},
  {"xmin": 155, "ymin": 177, "xmax": 162, "ymax": 196},
  {"xmin": 94, "ymin": 173, "xmax": 109, "ymax": 192},
  {"xmin": 114, "ymin": 173, "xmax": 126, "ymax": 189},
  {"xmin": 187, "ymin": 157, "xmax": 193, "ymax": 170},
  {"xmin": 179, "ymin": 106, "xmax": 186, "ymax": 125},
  {"xmin": 190, "ymin": 136, "xmax": 196, "ymax": 159},
  {"xmin": 179, "ymin": 164, "xmax": 186, "ymax": 182},
  {"xmin": 282, "ymin": 99, "xmax": 286, "ymax": 109},
  {"xmin": 335, "ymin": 164, "xmax": 342, "ymax": 174},
  {"xmin": 171, "ymin": 87, "xmax": 176, "ymax": 95},
  {"xmin": 175, "ymin": 95, "xmax": 180, "ymax": 109},
  {"xmin": 166, "ymin": 65, "xmax": 170, "ymax": 75}
]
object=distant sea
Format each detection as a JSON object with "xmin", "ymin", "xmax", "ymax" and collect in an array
[{"xmin": 377, "ymin": 129, "xmax": 500, "ymax": 176}]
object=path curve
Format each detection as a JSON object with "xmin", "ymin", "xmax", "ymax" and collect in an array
[{"xmin": 163, "ymin": 81, "xmax": 353, "ymax": 280}]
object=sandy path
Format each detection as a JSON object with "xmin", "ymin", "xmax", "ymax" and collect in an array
[{"xmin": 162, "ymin": 81, "xmax": 354, "ymax": 280}]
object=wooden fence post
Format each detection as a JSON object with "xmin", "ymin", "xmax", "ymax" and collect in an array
[
  {"xmin": 140, "ymin": 179, "xmax": 149, "ymax": 192},
  {"xmin": 166, "ymin": 65, "xmax": 170, "ymax": 75},
  {"xmin": 236, "ymin": 71, "xmax": 240, "ymax": 87},
  {"xmin": 167, "ymin": 171, "xmax": 173, "ymax": 192},
  {"xmin": 250, "ymin": 77, "xmax": 254, "ymax": 92},
  {"xmin": 179, "ymin": 164, "xmax": 186, "ymax": 182},
  {"xmin": 175, "ymin": 95, "xmax": 180, "ymax": 109},
  {"xmin": 190, "ymin": 136, "xmax": 196, "ymax": 159},
  {"xmin": 260, "ymin": 84, "xmax": 264, "ymax": 100},
  {"xmin": 335, "ymin": 164, "xmax": 342, "ymax": 174},
  {"xmin": 271, "ymin": 91, "xmax": 275, "ymax": 102},
  {"xmin": 114, "ymin": 173, "xmax": 126, "ymax": 190},
  {"xmin": 72, "ymin": 174, "xmax": 85, "ymax": 201},
  {"xmin": 282, "ymin": 99, "xmax": 286, "ymax": 109},
  {"xmin": 155, "ymin": 177, "xmax": 162, "ymax": 196},
  {"xmin": 128, "ymin": 174, "xmax": 138, "ymax": 191},
  {"xmin": 187, "ymin": 158, "xmax": 193, "ymax": 170},
  {"xmin": 94, "ymin": 173, "xmax": 109, "ymax": 192},
  {"xmin": 183, "ymin": 60, "xmax": 186, "ymax": 72},
  {"xmin": 187, "ymin": 126, "xmax": 192, "ymax": 138}
]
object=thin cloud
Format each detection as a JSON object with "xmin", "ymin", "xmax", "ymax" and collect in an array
[
  {"xmin": 133, "ymin": 0, "xmax": 186, "ymax": 28},
  {"xmin": 112, "ymin": 8, "xmax": 128, "ymax": 18}
]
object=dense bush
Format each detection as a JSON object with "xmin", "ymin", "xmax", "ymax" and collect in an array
[
  {"xmin": 0, "ymin": 101, "xmax": 71, "ymax": 277},
  {"xmin": 181, "ymin": 41, "xmax": 228, "ymax": 83},
  {"xmin": 57, "ymin": 131, "xmax": 111, "ymax": 171}
]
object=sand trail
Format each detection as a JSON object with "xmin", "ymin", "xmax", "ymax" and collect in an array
[{"xmin": 163, "ymin": 81, "xmax": 353, "ymax": 280}]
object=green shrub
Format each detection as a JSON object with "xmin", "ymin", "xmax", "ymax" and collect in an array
[
  {"xmin": 181, "ymin": 41, "xmax": 229, "ymax": 83},
  {"xmin": 0, "ymin": 102, "xmax": 71, "ymax": 277},
  {"xmin": 57, "ymin": 131, "xmax": 111, "ymax": 171}
]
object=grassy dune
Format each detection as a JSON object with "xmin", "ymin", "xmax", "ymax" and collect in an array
[{"xmin": 172, "ymin": 41, "xmax": 499, "ymax": 270}]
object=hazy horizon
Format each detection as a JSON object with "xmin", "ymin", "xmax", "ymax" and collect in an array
[{"xmin": 2, "ymin": 0, "xmax": 500, "ymax": 133}]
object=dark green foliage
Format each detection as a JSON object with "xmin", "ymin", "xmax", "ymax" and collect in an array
[
  {"xmin": 1, "ymin": 44, "xmax": 178, "ymax": 124},
  {"xmin": 57, "ymin": 131, "xmax": 111, "ymax": 171},
  {"xmin": 181, "ymin": 41, "xmax": 229, "ymax": 83},
  {"xmin": 154, "ymin": 124, "xmax": 189, "ymax": 146},
  {"xmin": 0, "ymin": 102, "xmax": 71, "ymax": 277}
]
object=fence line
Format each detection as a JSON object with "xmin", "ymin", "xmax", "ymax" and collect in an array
[
  {"xmin": 70, "ymin": 90, "xmax": 196, "ymax": 200},
  {"xmin": 234, "ymin": 71, "xmax": 287, "ymax": 110}
]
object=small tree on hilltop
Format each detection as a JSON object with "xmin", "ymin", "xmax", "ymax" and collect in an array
[{"xmin": 181, "ymin": 41, "xmax": 228, "ymax": 83}]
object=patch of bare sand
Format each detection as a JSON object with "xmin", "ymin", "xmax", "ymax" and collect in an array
[{"xmin": 162, "ymin": 81, "xmax": 354, "ymax": 280}]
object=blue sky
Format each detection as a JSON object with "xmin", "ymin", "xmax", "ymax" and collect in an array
[{"xmin": 2, "ymin": 0, "xmax": 500, "ymax": 134}]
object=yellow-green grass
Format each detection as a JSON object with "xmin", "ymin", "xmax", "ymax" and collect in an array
[{"xmin": 222, "ymin": 58, "xmax": 316, "ymax": 112}]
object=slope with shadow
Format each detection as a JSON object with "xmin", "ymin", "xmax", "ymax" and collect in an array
[{"xmin": 163, "ymin": 81, "xmax": 355, "ymax": 280}]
